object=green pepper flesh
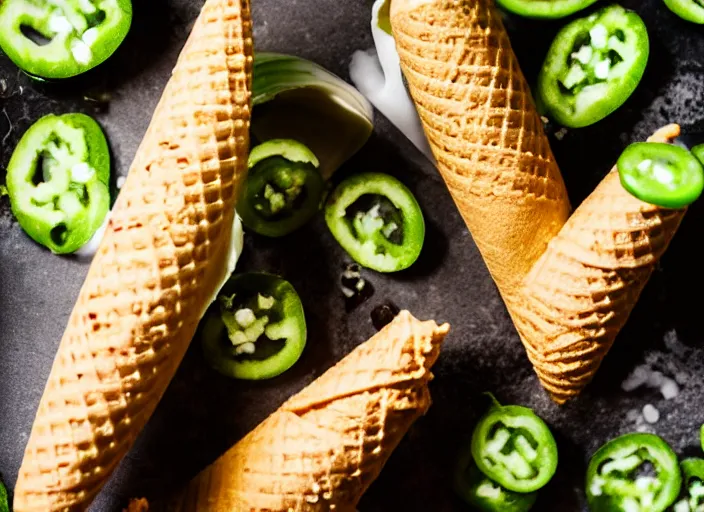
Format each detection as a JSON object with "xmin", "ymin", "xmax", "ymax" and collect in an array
[
  {"xmin": 671, "ymin": 458, "xmax": 704, "ymax": 512},
  {"xmin": 238, "ymin": 139, "xmax": 324, "ymax": 237},
  {"xmin": 471, "ymin": 404, "xmax": 558, "ymax": 493},
  {"xmin": 0, "ymin": 0, "xmax": 132, "ymax": 79},
  {"xmin": 497, "ymin": 0, "xmax": 599, "ymax": 19},
  {"xmin": 200, "ymin": 273, "xmax": 306, "ymax": 380},
  {"xmin": 664, "ymin": 0, "xmax": 704, "ymax": 24},
  {"xmin": 325, "ymin": 173, "xmax": 424, "ymax": 273},
  {"xmin": 538, "ymin": 5, "xmax": 649, "ymax": 128},
  {"xmin": 7, "ymin": 113, "xmax": 111, "ymax": 254},
  {"xmin": 586, "ymin": 433, "xmax": 681, "ymax": 512},
  {"xmin": 455, "ymin": 441, "xmax": 537, "ymax": 512},
  {"xmin": 617, "ymin": 142, "xmax": 704, "ymax": 209}
]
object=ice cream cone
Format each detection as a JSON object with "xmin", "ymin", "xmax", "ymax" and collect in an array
[
  {"xmin": 158, "ymin": 311, "xmax": 449, "ymax": 511},
  {"xmin": 512, "ymin": 125, "xmax": 686, "ymax": 403},
  {"xmin": 390, "ymin": 0, "xmax": 571, "ymax": 304},
  {"xmin": 13, "ymin": 1, "xmax": 253, "ymax": 510}
]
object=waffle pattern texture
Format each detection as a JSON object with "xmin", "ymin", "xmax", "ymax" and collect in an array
[
  {"xmin": 14, "ymin": 1, "xmax": 253, "ymax": 510},
  {"xmin": 512, "ymin": 125, "xmax": 686, "ymax": 403},
  {"xmin": 390, "ymin": 0, "xmax": 571, "ymax": 303},
  {"xmin": 161, "ymin": 311, "xmax": 449, "ymax": 511}
]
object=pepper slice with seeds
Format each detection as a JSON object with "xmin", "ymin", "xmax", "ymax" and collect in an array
[
  {"xmin": 324, "ymin": 172, "xmax": 424, "ymax": 273},
  {"xmin": 538, "ymin": 5, "xmax": 649, "ymax": 128},
  {"xmin": 586, "ymin": 433, "xmax": 681, "ymax": 512},
  {"xmin": 671, "ymin": 459, "xmax": 704, "ymax": 512},
  {"xmin": 471, "ymin": 397, "xmax": 558, "ymax": 493},
  {"xmin": 0, "ymin": 0, "xmax": 132, "ymax": 79},
  {"xmin": 237, "ymin": 139, "xmax": 325, "ymax": 237},
  {"xmin": 200, "ymin": 273, "xmax": 306, "ymax": 380},
  {"xmin": 6, "ymin": 113, "xmax": 111, "ymax": 254}
]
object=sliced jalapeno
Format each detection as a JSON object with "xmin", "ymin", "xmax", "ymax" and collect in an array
[
  {"xmin": 324, "ymin": 173, "xmax": 424, "ymax": 273},
  {"xmin": 692, "ymin": 144, "xmax": 704, "ymax": 166},
  {"xmin": 664, "ymin": 0, "xmax": 704, "ymax": 24},
  {"xmin": 671, "ymin": 459, "xmax": 704, "ymax": 512},
  {"xmin": 200, "ymin": 273, "xmax": 306, "ymax": 381},
  {"xmin": 497, "ymin": 0, "xmax": 599, "ymax": 19},
  {"xmin": 471, "ymin": 399, "xmax": 558, "ymax": 494},
  {"xmin": 0, "ymin": 478, "xmax": 7, "ymax": 512},
  {"xmin": 237, "ymin": 139, "xmax": 325, "ymax": 237},
  {"xmin": 7, "ymin": 113, "xmax": 111, "ymax": 254},
  {"xmin": 586, "ymin": 433, "xmax": 681, "ymax": 512},
  {"xmin": 455, "ymin": 441, "xmax": 537, "ymax": 512},
  {"xmin": 538, "ymin": 5, "xmax": 649, "ymax": 128},
  {"xmin": 617, "ymin": 142, "xmax": 704, "ymax": 208},
  {"xmin": 0, "ymin": 0, "xmax": 132, "ymax": 79}
]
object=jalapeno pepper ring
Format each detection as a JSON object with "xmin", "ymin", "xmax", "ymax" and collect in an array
[
  {"xmin": 617, "ymin": 142, "xmax": 704, "ymax": 209},
  {"xmin": 455, "ymin": 441, "xmax": 537, "ymax": 512},
  {"xmin": 471, "ymin": 403, "xmax": 558, "ymax": 493},
  {"xmin": 497, "ymin": 0, "xmax": 599, "ymax": 19},
  {"xmin": 325, "ymin": 173, "xmax": 425, "ymax": 273},
  {"xmin": 671, "ymin": 458, "xmax": 704, "ymax": 511},
  {"xmin": 6, "ymin": 113, "xmax": 111, "ymax": 254},
  {"xmin": 238, "ymin": 139, "xmax": 325, "ymax": 237},
  {"xmin": 664, "ymin": 0, "xmax": 704, "ymax": 24},
  {"xmin": 200, "ymin": 273, "xmax": 307, "ymax": 381},
  {"xmin": 0, "ymin": 0, "xmax": 133, "ymax": 79},
  {"xmin": 538, "ymin": 5, "xmax": 649, "ymax": 128},
  {"xmin": 586, "ymin": 433, "xmax": 681, "ymax": 512}
]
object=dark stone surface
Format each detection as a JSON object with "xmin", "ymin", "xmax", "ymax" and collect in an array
[{"xmin": 1, "ymin": 0, "xmax": 703, "ymax": 510}]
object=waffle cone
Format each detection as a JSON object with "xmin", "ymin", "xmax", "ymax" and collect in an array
[
  {"xmin": 155, "ymin": 311, "xmax": 450, "ymax": 511},
  {"xmin": 390, "ymin": 0, "xmax": 571, "ymax": 303},
  {"xmin": 13, "ymin": 1, "xmax": 253, "ymax": 510},
  {"xmin": 512, "ymin": 125, "xmax": 686, "ymax": 403}
]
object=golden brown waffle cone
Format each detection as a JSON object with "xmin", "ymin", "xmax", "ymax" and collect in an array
[
  {"xmin": 13, "ymin": 1, "xmax": 253, "ymax": 510},
  {"xmin": 390, "ymin": 0, "xmax": 571, "ymax": 303},
  {"xmin": 512, "ymin": 125, "xmax": 686, "ymax": 404},
  {"xmin": 156, "ymin": 311, "xmax": 449, "ymax": 511}
]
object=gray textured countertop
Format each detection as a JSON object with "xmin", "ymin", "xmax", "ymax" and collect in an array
[{"xmin": 1, "ymin": 0, "xmax": 704, "ymax": 510}]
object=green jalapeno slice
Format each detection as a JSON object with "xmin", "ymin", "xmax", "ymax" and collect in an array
[
  {"xmin": 692, "ymin": 144, "xmax": 704, "ymax": 167},
  {"xmin": 6, "ymin": 113, "xmax": 111, "ymax": 254},
  {"xmin": 471, "ymin": 401, "xmax": 558, "ymax": 493},
  {"xmin": 497, "ymin": 0, "xmax": 599, "ymax": 19},
  {"xmin": 586, "ymin": 433, "xmax": 682, "ymax": 512},
  {"xmin": 671, "ymin": 459, "xmax": 704, "ymax": 512},
  {"xmin": 663, "ymin": 0, "xmax": 704, "ymax": 24},
  {"xmin": 0, "ymin": 0, "xmax": 132, "ymax": 79},
  {"xmin": 617, "ymin": 142, "xmax": 704, "ymax": 209},
  {"xmin": 538, "ymin": 5, "xmax": 649, "ymax": 128},
  {"xmin": 324, "ymin": 172, "xmax": 424, "ymax": 273},
  {"xmin": 0, "ymin": 478, "xmax": 7, "ymax": 512},
  {"xmin": 237, "ymin": 139, "xmax": 325, "ymax": 237},
  {"xmin": 200, "ymin": 273, "xmax": 306, "ymax": 381},
  {"xmin": 455, "ymin": 440, "xmax": 537, "ymax": 511}
]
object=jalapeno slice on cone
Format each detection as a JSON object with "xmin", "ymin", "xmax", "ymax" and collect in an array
[
  {"xmin": 238, "ymin": 139, "xmax": 325, "ymax": 237},
  {"xmin": 586, "ymin": 433, "xmax": 681, "ymax": 512},
  {"xmin": 496, "ymin": 0, "xmax": 599, "ymax": 19},
  {"xmin": 0, "ymin": 0, "xmax": 132, "ymax": 79},
  {"xmin": 617, "ymin": 142, "xmax": 704, "ymax": 209},
  {"xmin": 455, "ymin": 441, "xmax": 537, "ymax": 512},
  {"xmin": 538, "ymin": 5, "xmax": 649, "ymax": 128},
  {"xmin": 7, "ymin": 113, "xmax": 111, "ymax": 254},
  {"xmin": 664, "ymin": 0, "xmax": 704, "ymax": 24},
  {"xmin": 200, "ymin": 273, "xmax": 306, "ymax": 380},
  {"xmin": 671, "ymin": 458, "xmax": 704, "ymax": 512},
  {"xmin": 325, "ymin": 173, "xmax": 424, "ymax": 273},
  {"xmin": 471, "ymin": 402, "xmax": 558, "ymax": 493}
]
